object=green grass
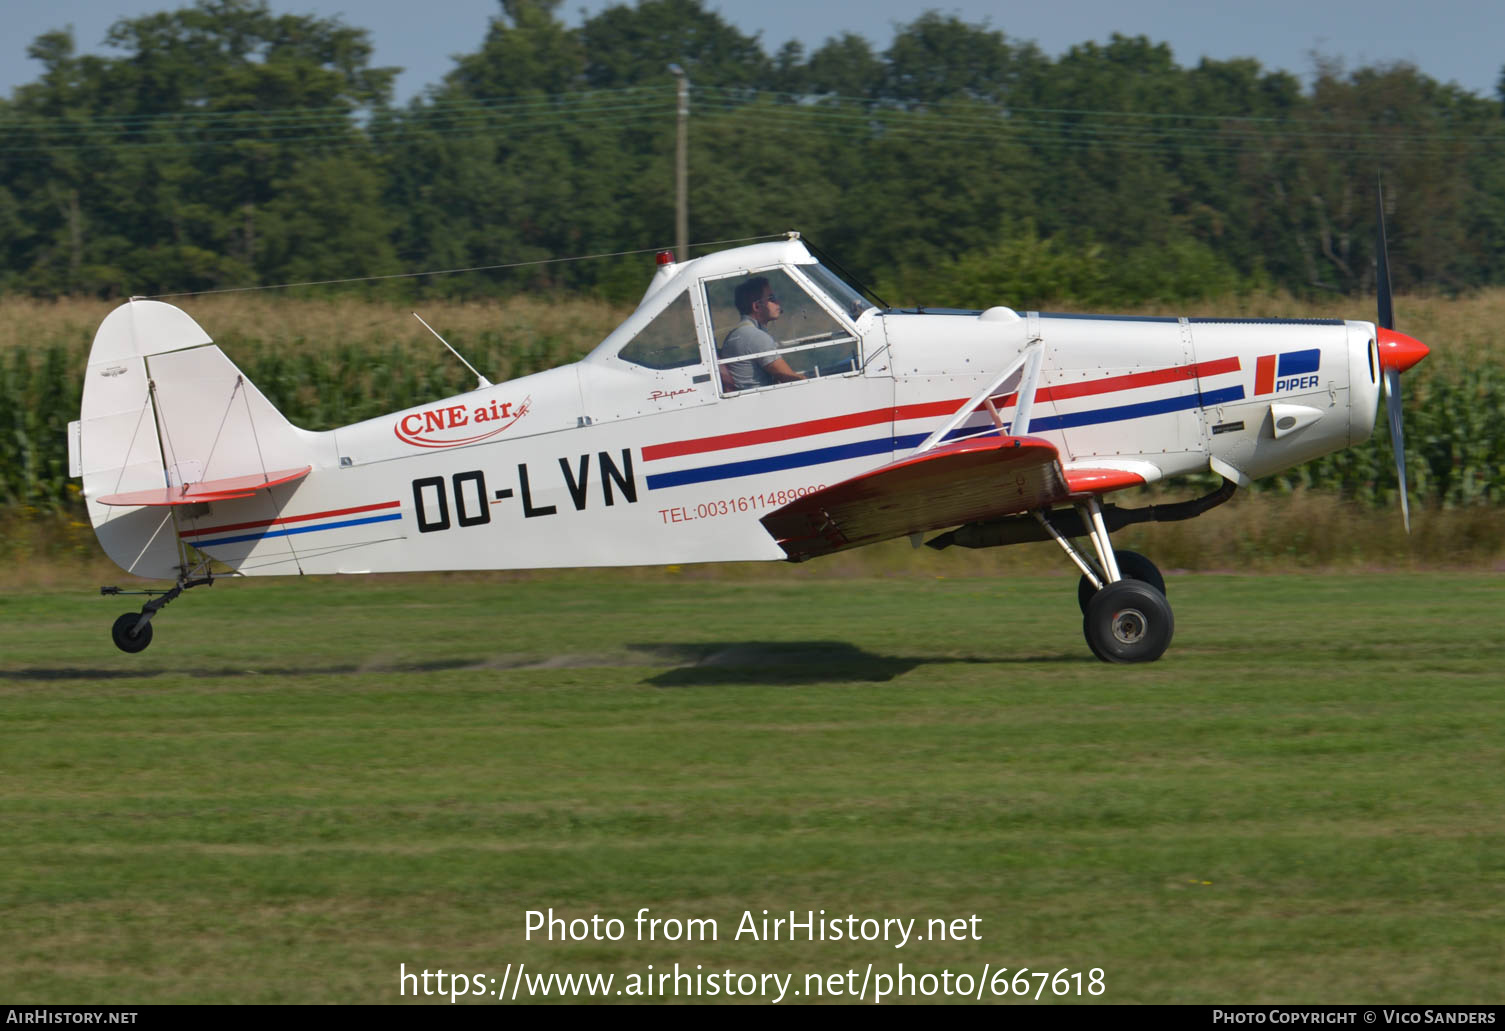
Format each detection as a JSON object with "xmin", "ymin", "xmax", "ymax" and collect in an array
[{"xmin": 1, "ymin": 572, "xmax": 1502, "ymax": 1004}]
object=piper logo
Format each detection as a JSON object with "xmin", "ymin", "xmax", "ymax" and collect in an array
[
  {"xmin": 1255, "ymin": 349, "xmax": 1320, "ymax": 395},
  {"xmin": 394, "ymin": 395, "xmax": 532, "ymax": 449}
]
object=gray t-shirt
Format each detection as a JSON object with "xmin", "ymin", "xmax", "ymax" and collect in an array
[{"xmin": 721, "ymin": 318, "xmax": 780, "ymax": 391}]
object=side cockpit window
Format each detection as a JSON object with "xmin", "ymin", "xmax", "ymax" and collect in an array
[
  {"xmin": 617, "ymin": 291, "xmax": 701, "ymax": 370},
  {"xmin": 704, "ymin": 267, "xmax": 859, "ymax": 394}
]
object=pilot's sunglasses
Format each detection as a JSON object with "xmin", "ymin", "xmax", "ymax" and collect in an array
[{"xmin": 762, "ymin": 294, "xmax": 779, "ymax": 303}]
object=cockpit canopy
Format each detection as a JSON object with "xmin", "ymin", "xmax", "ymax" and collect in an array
[{"xmin": 590, "ymin": 240, "xmax": 876, "ymax": 396}]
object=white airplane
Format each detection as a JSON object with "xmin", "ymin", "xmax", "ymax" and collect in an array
[{"xmin": 71, "ymin": 213, "xmax": 1428, "ymax": 662}]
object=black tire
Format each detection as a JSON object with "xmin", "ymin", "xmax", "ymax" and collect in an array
[
  {"xmin": 1077, "ymin": 549, "xmax": 1166, "ymax": 614},
  {"xmin": 1083, "ymin": 580, "xmax": 1174, "ymax": 664},
  {"xmin": 111, "ymin": 612, "xmax": 153, "ymax": 654}
]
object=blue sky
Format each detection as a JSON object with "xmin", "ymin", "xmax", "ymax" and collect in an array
[{"xmin": 4, "ymin": 0, "xmax": 1501, "ymax": 103}]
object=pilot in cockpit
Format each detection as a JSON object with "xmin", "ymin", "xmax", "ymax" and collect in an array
[{"xmin": 720, "ymin": 276, "xmax": 806, "ymax": 391}]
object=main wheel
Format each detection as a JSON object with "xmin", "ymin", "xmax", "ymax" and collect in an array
[
  {"xmin": 1077, "ymin": 549, "xmax": 1166, "ymax": 614},
  {"xmin": 111, "ymin": 612, "xmax": 153, "ymax": 654},
  {"xmin": 1083, "ymin": 580, "xmax": 1174, "ymax": 664}
]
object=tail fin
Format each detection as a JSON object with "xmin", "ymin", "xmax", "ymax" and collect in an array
[{"xmin": 75, "ymin": 300, "xmax": 318, "ymax": 578}]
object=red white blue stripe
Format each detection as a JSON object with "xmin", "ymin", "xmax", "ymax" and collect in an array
[
  {"xmin": 179, "ymin": 500, "xmax": 402, "ymax": 548},
  {"xmin": 642, "ymin": 357, "xmax": 1243, "ymax": 490}
]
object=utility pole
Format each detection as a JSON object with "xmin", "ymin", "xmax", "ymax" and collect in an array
[{"xmin": 669, "ymin": 63, "xmax": 689, "ymax": 262}]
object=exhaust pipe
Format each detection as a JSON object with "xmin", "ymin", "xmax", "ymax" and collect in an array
[{"xmin": 927, "ymin": 478, "xmax": 1237, "ymax": 550}]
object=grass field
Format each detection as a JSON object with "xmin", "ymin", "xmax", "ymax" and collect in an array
[{"xmin": 2, "ymin": 570, "xmax": 1502, "ymax": 1004}]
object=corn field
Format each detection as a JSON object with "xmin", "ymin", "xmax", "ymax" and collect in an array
[{"xmin": 3, "ymin": 292, "xmax": 1502, "ymax": 518}]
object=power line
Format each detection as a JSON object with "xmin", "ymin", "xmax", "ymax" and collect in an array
[
  {"xmin": 0, "ymin": 82, "xmax": 1497, "ymax": 171},
  {"xmin": 143, "ymin": 234, "xmax": 788, "ymax": 299},
  {"xmin": 689, "ymin": 106, "xmax": 1501, "ymax": 158},
  {"xmin": 0, "ymin": 85, "xmax": 674, "ymax": 131},
  {"xmin": 6, "ymin": 82, "xmax": 1501, "ymax": 151},
  {"xmin": 0, "ymin": 108, "xmax": 673, "ymax": 155}
]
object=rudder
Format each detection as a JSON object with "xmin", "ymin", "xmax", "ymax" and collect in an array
[{"xmin": 75, "ymin": 300, "xmax": 320, "ymax": 578}]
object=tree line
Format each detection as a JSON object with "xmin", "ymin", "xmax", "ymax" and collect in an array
[{"xmin": 3, "ymin": 0, "xmax": 1505, "ymax": 307}]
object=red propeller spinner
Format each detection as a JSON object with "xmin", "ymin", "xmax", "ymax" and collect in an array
[{"xmin": 1376, "ymin": 326, "xmax": 1429, "ymax": 375}]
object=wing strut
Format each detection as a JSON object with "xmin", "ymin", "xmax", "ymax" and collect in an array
[{"xmin": 911, "ymin": 343, "xmax": 1044, "ymax": 455}]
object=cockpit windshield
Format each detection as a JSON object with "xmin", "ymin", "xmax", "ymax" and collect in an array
[
  {"xmin": 704, "ymin": 266, "xmax": 862, "ymax": 394},
  {"xmin": 803, "ymin": 263, "xmax": 876, "ymax": 321}
]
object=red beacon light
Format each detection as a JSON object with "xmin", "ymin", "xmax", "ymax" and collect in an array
[{"xmin": 655, "ymin": 250, "xmax": 675, "ymax": 266}]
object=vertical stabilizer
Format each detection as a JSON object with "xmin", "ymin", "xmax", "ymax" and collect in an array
[
  {"xmin": 77, "ymin": 300, "xmax": 320, "ymax": 579},
  {"xmin": 79, "ymin": 303, "xmax": 198, "ymax": 577}
]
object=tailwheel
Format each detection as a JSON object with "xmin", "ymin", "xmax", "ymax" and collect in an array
[
  {"xmin": 1077, "ymin": 549, "xmax": 1165, "ymax": 614},
  {"xmin": 1083, "ymin": 580, "xmax": 1174, "ymax": 664},
  {"xmin": 111, "ymin": 612, "xmax": 154, "ymax": 654},
  {"xmin": 100, "ymin": 574, "xmax": 212, "ymax": 655}
]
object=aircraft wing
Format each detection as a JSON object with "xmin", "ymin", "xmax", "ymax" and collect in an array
[
  {"xmin": 760, "ymin": 436, "xmax": 1068, "ymax": 560},
  {"xmin": 760, "ymin": 437, "xmax": 1152, "ymax": 561},
  {"xmin": 96, "ymin": 466, "xmax": 312, "ymax": 506}
]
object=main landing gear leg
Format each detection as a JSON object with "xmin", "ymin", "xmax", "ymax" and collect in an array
[
  {"xmin": 1033, "ymin": 510, "xmax": 1100, "ymax": 590},
  {"xmin": 1080, "ymin": 498, "xmax": 1123, "ymax": 586},
  {"xmin": 1040, "ymin": 498, "xmax": 1174, "ymax": 664},
  {"xmin": 103, "ymin": 575, "xmax": 213, "ymax": 654}
]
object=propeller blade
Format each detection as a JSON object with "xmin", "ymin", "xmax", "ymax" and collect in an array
[
  {"xmin": 1375, "ymin": 181, "xmax": 1422, "ymax": 533},
  {"xmin": 1384, "ymin": 367, "xmax": 1410, "ymax": 534},
  {"xmin": 1376, "ymin": 181, "xmax": 1394, "ymax": 331}
]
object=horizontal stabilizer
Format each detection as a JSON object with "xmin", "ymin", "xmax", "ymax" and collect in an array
[
  {"xmin": 97, "ymin": 467, "xmax": 311, "ymax": 507},
  {"xmin": 760, "ymin": 435, "xmax": 1067, "ymax": 561}
]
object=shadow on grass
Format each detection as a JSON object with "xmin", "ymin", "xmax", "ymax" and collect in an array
[
  {"xmin": 635, "ymin": 641, "xmax": 1082, "ymax": 686},
  {"xmin": 0, "ymin": 643, "xmax": 1087, "ymax": 684}
]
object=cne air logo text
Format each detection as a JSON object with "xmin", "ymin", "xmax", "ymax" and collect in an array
[{"xmin": 394, "ymin": 396, "xmax": 532, "ymax": 449}]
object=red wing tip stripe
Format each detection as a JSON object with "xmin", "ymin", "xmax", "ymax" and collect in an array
[
  {"xmin": 180, "ymin": 500, "xmax": 400, "ymax": 539},
  {"xmin": 1063, "ymin": 468, "xmax": 1147, "ymax": 494}
]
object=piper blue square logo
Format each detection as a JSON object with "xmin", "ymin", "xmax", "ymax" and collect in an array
[
  {"xmin": 1278, "ymin": 349, "xmax": 1321, "ymax": 377},
  {"xmin": 1256, "ymin": 348, "xmax": 1322, "ymax": 395}
]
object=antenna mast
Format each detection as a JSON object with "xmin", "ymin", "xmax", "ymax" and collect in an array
[{"xmin": 412, "ymin": 313, "xmax": 492, "ymax": 389}]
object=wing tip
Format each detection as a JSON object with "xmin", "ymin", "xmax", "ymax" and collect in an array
[{"xmin": 1062, "ymin": 468, "xmax": 1147, "ymax": 495}]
